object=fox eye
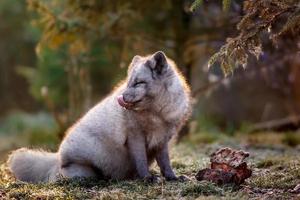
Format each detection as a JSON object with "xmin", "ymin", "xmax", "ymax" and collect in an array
[{"xmin": 134, "ymin": 81, "xmax": 146, "ymax": 87}]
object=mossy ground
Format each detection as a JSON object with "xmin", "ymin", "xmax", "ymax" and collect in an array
[{"xmin": 1, "ymin": 133, "xmax": 300, "ymax": 200}]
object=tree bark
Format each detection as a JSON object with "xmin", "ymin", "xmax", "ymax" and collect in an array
[
  {"xmin": 172, "ymin": 0, "xmax": 192, "ymax": 141},
  {"xmin": 65, "ymin": 56, "xmax": 92, "ymax": 139}
]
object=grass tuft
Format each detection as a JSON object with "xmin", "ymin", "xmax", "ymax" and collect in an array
[
  {"xmin": 250, "ymin": 156, "xmax": 300, "ymax": 189},
  {"xmin": 180, "ymin": 181, "xmax": 224, "ymax": 196}
]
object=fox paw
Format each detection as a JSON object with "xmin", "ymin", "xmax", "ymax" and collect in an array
[
  {"xmin": 143, "ymin": 175, "xmax": 161, "ymax": 184},
  {"xmin": 165, "ymin": 175, "xmax": 190, "ymax": 182},
  {"xmin": 177, "ymin": 175, "xmax": 190, "ymax": 182}
]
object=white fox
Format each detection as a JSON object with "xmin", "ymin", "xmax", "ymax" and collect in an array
[{"xmin": 8, "ymin": 51, "xmax": 192, "ymax": 183}]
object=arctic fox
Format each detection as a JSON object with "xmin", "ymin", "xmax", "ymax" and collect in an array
[{"xmin": 8, "ymin": 51, "xmax": 192, "ymax": 183}]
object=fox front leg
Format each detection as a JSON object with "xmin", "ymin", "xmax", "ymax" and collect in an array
[
  {"xmin": 155, "ymin": 143, "xmax": 177, "ymax": 181},
  {"xmin": 156, "ymin": 143, "xmax": 189, "ymax": 181},
  {"xmin": 127, "ymin": 133, "xmax": 159, "ymax": 183}
]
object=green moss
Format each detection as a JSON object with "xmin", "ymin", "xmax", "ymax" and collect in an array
[
  {"xmin": 256, "ymin": 158, "xmax": 283, "ymax": 168},
  {"xmin": 180, "ymin": 181, "xmax": 224, "ymax": 197},
  {"xmin": 282, "ymin": 132, "xmax": 300, "ymax": 147},
  {"xmin": 250, "ymin": 156, "xmax": 300, "ymax": 189},
  {"xmin": 171, "ymin": 161, "xmax": 187, "ymax": 169},
  {"xmin": 187, "ymin": 132, "xmax": 228, "ymax": 144}
]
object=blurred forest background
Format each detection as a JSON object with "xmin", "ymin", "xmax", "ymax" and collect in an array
[{"xmin": 0, "ymin": 0, "xmax": 300, "ymax": 161}]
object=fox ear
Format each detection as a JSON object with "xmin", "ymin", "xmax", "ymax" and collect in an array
[
  {"xmin": 128, "ymin": 55, "xmax": 141, "ymax": 73},
  {"xmin": 150, "ymin": 51, "xmax": 168, "ymax": 75},
  {"xmin": 132, "ymin": 55, "xmax": 141, "ymax": 63}
]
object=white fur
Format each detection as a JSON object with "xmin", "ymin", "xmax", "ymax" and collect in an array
[{"xmin": 7, "ymin": 53, "xmax": 191, "ymax": 183}]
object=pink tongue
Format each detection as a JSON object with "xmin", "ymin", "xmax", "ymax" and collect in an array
[{"xmin": 117, "ymin": 95, "xmax": 131, "ymax": 108}]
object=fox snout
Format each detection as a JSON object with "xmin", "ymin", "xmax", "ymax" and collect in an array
[
  {"xmin": 117, "ymin": 95, "xmax": 133, "ymax": 109},
  {"xmin": 117, "ymin": 91, "xmax": 144, "ymax": 109}
]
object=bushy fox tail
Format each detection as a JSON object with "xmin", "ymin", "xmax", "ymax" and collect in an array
[{"xmin": 7, "ymin": 148, "xmax": 59, "ymax": 183}]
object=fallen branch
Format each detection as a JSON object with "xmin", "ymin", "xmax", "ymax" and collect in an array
[{"xmin": 249, "ymin": 115, "xmax": 300, "ymax": 133}]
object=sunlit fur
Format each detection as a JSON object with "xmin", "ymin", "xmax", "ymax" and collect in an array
[{"xmin": 7, "ymin": 51, "xmax": 192, "ymax": 183}]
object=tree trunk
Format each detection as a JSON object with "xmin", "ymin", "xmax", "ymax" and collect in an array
[
  {"xmin": 64, "ymin": 56, "xmax": 92, "ymax": 139},
  {"xmin": 172, "ymin": 0, "xmax": 192, "ymax": 141}
]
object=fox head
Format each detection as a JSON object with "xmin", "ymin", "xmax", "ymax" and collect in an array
[{"xmin": 117, "ymin": 51, "xmax": 188, "ymax": 111}]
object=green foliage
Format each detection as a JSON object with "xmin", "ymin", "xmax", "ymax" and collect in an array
[
  {"xmin": 0, "ymin": 0, "xmax": 39, "ymax": 113},
  {"xmin": 282, "ymin": 132, "xmax": 300, "ymax": 147},
  {"xmin": 195, "ymin": 133, "xmax": 221, "ymax": 144},
  {"xmin": 190, "ymin": 0, "xmax": 204, "ymax": 12},
  {"xmin": 25, "ymin": 0, "xmax": 178, "ymax": 132},
  {"xmin": 190, "ymin": 0, "xmax": 232, "ymax": 12},
  {"xmin": 0, "ymin": 111, "xmax": 58, "ymax": 136},
  {"xmin": 207, "ymin": 0, "xmax": 300, "ymax": 75},
  {"xmin": 222, "ymin": 0, "xmax": 231, "ymax": 12},
  {"xmin": 26, "ymin": 0, "xmax": 137, "ymax": 57},
  {"xmin": 17, "ymin": 48, "xmax": 68, "ymax": 106},
  {"xmin": 0, "ymin": 112, "xmax": 59, "ymax": 149}
]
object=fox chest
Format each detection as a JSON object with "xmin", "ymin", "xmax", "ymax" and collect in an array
[{"xmin": 140, "ymin": 116, "xmax": 173, "ymax": 150}]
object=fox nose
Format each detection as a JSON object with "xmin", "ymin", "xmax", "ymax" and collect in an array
[{"xmin": 122, "ymin": 93, "xmax": 135, "ymax": 103}]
